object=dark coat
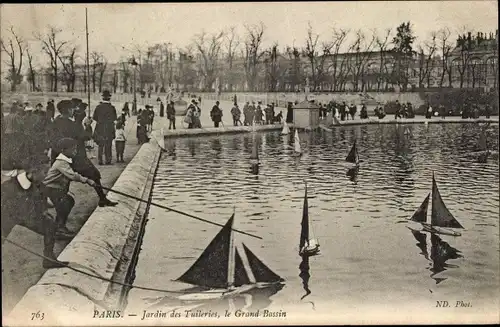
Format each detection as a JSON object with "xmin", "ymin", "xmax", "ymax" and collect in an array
[
  {"xmin": 46, "ymin": 102, "xmax": 55, "ymax": 121},
  {"xmin": 211, "ymin": 105, "xmax": 223, "ymax": 122},
  {"xmin": 167, "ymin": 104, "xmax": 176, "ymax": 120},
  {"xmin": 48, "ymin": 116, "xmax": 83, "ymax": 152},
  {"xmin": 160, "ymin": 102, "xmax": 165, "ymax": 117},
  {"xmin": 92, "ymin": 102, "xmax": 117, "ymax": 143}
]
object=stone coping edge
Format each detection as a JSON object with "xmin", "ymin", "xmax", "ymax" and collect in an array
[
  {"xmin": 163, "ymin": 124, "xmax": 288, "ymax": 138},
  {"xmin": 160, "ymin": 117, "xmax": 498, "ymax": 139},
  {"xmin": 5, "ymin": 142, "xmax": 162, "ymax": 327}
]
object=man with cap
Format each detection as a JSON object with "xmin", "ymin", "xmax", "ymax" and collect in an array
[
  {"xmin": 49, "ymin": 99, "xmax": 117, "ymax": 208},
  {"xmin": 92, "ymin": 90, "xmax": 118, "ymax": 165}
]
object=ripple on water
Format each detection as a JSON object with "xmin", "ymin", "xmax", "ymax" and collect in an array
[{"xmin": 129, "ymin": 123, "xmax": 499, "ymax": 314}]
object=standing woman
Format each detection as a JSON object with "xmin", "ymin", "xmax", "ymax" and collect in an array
[
  {"xmin": 122, "ymin": 102, "xmax": 130, "ymax": 118},
  {"xmin": 193, "ymin": 101, "xmax": 202, "ymax": 128},
  {"xmin": 159, "ymin": 98, "xmax": 165, "ymax": 117}
]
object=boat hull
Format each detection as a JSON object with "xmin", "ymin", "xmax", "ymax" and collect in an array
[
  {"xmin": 177, "ymin": 283, "xmax": 279, "ymax": 301},
  {"xmin": 300, "ymin": 244, "xmax": 320, "ymax": 257},
  {"xmin": 422, "ymin": 224, "xmax": 462, "ymax": 237}
]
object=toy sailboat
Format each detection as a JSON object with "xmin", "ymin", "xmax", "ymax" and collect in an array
[
  {"xmin": 299, "ymin": 182, "xmax": 320, "ymax": 257},
  {"xmin": 176, "ymin": 213, "xmax": 284, "ymax": 301},
  {"xmin": 345, "ymin": 140, "xmax": 359, "ymax": 166},
  {"xmin": 294, "ymin": 129, "xmax": 302, "ymax": 157},
  {"xmin": 281, "ymin": 122, "xmax": 290, "ymax": 135},
  {"xmin": 408, "ymin": 173, "xmax": 464, "ymax": 237}
]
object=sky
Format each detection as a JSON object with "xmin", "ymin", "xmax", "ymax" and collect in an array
[{"xmin": 0, "ymin": 1, "xmax": 498, "ymax": 69}]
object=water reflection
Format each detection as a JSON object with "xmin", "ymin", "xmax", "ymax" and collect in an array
[
  {"xmin": 409, "ymin": 228, "xmax": 463, "ymax": 284},
  {"xmin": 346, "ymin": 166, "xmax": 359, "ymax": 184},
  {"xmin": 210, "ymin": 138, "xmax": 222, "ymax": 158},
  {"xmin": 299, "ymin": 255, "xmax": 311, "ymax": 300},
  {"xmin": 161, "ymin": 139, "xmax": 177, "ymax": 158},
  {"xmin": 250, "ymin": 164, "xmax": 259, "ymax": 176},
  {"xmin": 188, "ymin": 139, "xmax": 196, "ymax": 157},
  {"xmin": 429, "ymin": 233, "xmax": 463, "ymax": 284}
]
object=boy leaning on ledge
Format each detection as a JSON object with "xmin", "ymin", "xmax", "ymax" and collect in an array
[{"xmin": 43, "ymin": 138, "xmax": 97, "ymax": 238}]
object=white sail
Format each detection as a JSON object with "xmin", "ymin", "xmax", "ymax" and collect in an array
[
  {"xmin": 281, "ymin": 122, "xmax": 290, "ymax": 135},
  {"xmin": 294, "ymin": 129, "xmax": 302, "ymax": 153}
]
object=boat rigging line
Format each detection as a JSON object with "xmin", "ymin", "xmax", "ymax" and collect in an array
[{"xmin": 99, "ymin": 185, "xmax": 262, "ymax": 240}]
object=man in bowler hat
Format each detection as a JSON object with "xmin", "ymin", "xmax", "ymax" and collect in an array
[{"xmin": 93, "ymin": 90, "xmax": 117, "ymax": 165}]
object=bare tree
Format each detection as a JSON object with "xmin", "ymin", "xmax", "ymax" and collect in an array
[
  {"xmin": 417, "ymin": 32, "xmax": 437, "ymax": 88},
  {"xmin": 1, "ymin": 26, "xmax": 24, "ymax": 91},
  {"xmin": 263, "ymin": 43, "xmax": 287, "ymax": 91},
  {"xmin": 285, "ymin": 45, "xmax": 303, "ymax": 91},
  {"xmin": 437, "ymin": 27, "xmax": 453, "ymax": 88},
  {"xmin": 90, "ymin": 51, "xmax": 108, "ymax": 92},
  {"xmin": 112, "ymin": 69, "xmax": 118, "ymax": 93},
  {"xmin": 120, "ymin": 60, "xmax": 131, "ymax": 93},
  {"xmin": 348, "ymin": 29, "xmax": 376, "ymax": 92},
  {"xmin": 97, "ymin": 56, "xmax": 108, "ymax": 92},
  {"xmin": 374, "ymin": 28, "xmax": 392, "ymax": 91},
  {"xmin": 26, "ymin": 47, "xmax": 36, "ymax": 91},
  {"xmin": 455, "ymin": 30, "xmax": 474, "ymax": 88},
  {"xmin": 176, "ymin": 46, "xmax": 197, "ymax": 90},
  {"xmin": 327, "ymin": 28, "xmax": 349, "ymax": 91},
  {"xmin": 303, "ymin": 23, "xmax": 334, "ymax": 91},
  {"xmin": 192, "ymin": 30, "xmax": 225, "ymax": 91},
  {"xmin": 223, "ymin": 26, "xmax": 240, "ymax": 92},
  {"xmin": 36, "ymin": 26, "xmax": 67, "ymax": 91},
  {"xmin": 58, "ymin": 46, "xmax": 78, "ymax": 92},
  {"xmin": 243, "ymin": 22, "xmax": 266, "ymax": 91}
]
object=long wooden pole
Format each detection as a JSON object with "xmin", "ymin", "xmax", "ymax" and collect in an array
[
  {"xmin": 85, "ymin": 7, "xmax": 91, "ymax": 116},
  {"xmin": 99, "ymin": 185, "xmax": 262, "ymax": 240}
]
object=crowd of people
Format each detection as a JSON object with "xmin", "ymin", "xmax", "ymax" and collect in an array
[{"xmin": 1, "ymin": 90, "xmax": 123, "ymax": 269}]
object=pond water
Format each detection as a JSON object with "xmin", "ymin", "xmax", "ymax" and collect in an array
[{"xmin": 126, "ymin": 123, "xmax": 499, "ymax": 322}]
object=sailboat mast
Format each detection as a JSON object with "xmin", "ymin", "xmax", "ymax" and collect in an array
[
  {"xmin": 85, "ymin": 7, "xmax": 91, "ymax": 117},
  {"xmin": 227, "ymin": 215, "xmax": 236, "ymax": 288}
]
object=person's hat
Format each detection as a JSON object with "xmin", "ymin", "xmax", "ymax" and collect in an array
[
  {"xmin": 102, "ymin": 90, "xmax": 112, "ymax": 98},
  {"xmin": 24, "ymin": 106, "xmax": 33, "ymax": 111},
  {"xmin": 56, "ymin": 100, "xmax": 73, "ymax": 113},
  {"xmin": 56, "ymin": 137, "xmax": 77, "ymax": 153},
  {"xmin": 156, "ymin": 97, "xmax": 161, "ymax": 102},
  {"xmin": 71, "ymin": 98, "xmax": 82, "ymax": 103},
  {"xmin": 191, "ymin": 99, "xmax": 196, "ymax": 103}
]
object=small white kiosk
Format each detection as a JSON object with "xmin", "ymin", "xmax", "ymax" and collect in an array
[{"xmin": 293, "ymin": 100, "xmax": 321, "ymax": 130}]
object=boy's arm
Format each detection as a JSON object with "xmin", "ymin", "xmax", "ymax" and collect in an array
[{"xmin": 56, "ymin": 161, "xmax": 89, "ymax": 184}]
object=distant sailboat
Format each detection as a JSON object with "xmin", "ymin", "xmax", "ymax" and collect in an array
[
  {"xmin": 176, "ymin": 213, "xmax": 284, "ymax": 301},
  {"xmin": 294, "ymin": 129, "xmax": 303, "ymax": 157},
  {"xmin": 299, "ymin": 182, "xmax": 320, "ymax": 257},
  {"xmin": 281, "ymin": 122, "xmax": 290, "ymax": 135},
  {"xmin": 408, "ymin": 173, "xmax": 464, "ymax": 237},
  {"xmin": 345, "ymin": 140, "xmax": 359, "ymax": 165}
]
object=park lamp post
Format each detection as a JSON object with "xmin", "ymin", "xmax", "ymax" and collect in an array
[{"xmin": 130, "ymin": 57, "xmax": 139, "ymax": 115}]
